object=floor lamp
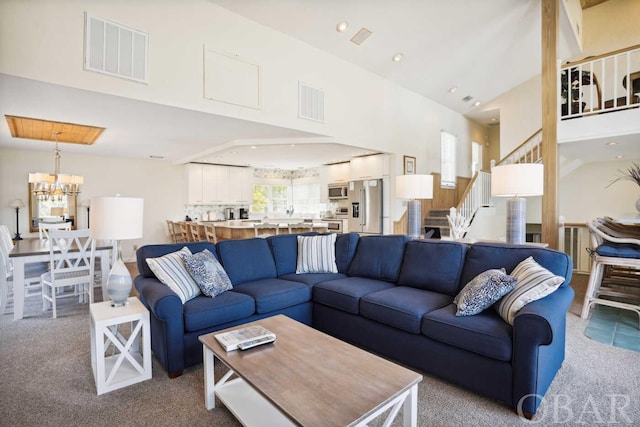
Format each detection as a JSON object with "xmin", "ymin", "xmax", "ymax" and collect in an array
[
  {"xmin": 90, "ymin": 196, "xmax": 144, "ymax": 306},
  {"xmin": 491, "ymin": 164, "xmax": 544, "ymax": 244},
  {"xmin": 396, "ymin": 174, "xmax": 434, "ymax": 239},
  {"xmin": 9, "ymin": 199, "xmax": 25, "ymax": 240}
]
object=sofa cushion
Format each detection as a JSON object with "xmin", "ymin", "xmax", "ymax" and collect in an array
[
  {"xmin": 460, "ymin": 242, "xmax": 572, "ymax": 294},
  {"xmin": 145, "ymin": 247, "xmax": 201, "ymax": 303},
  {"xmin": 495, "ymin": 256, "xmax": 565, "ymax": 324},
  {"xmin": 454, "ymin": 269, "xmax": 517, "ymax": 316},
  {"xmin": 231, "ymin": 278, "xmax": 311, "ymax": 314},
  {"xmin": 397, "ymin": 240, "xmax": 468, "ymax": 295},
  {"xmin": 422, "ymin": 304, "xmax": 513, "ymax": 362},
  {"xmin": 296, "ymin": 234, "xmax": 338, "ymax": 273},
  {"xmin": 313, "ymin": 277, "xmax": 395, "ymax": 314},
  {"xmin": 217, "ymin": 238, "xmax": 278, "ymax": 285},
  {"xmin": 183, "ymin": 291, "xmax": 255, "ymax": 332},
  {"xmin": 334, "ymin": 233, "xmax": 360, "ymax": 273},
  {"xmin": 279, "ymin": 272, "xmax": 347, "ymax": 286},
  {"xmin": 267, "ymin": 232, "xmax": 318, "ymax": 276},
  {"xmin": 360, "ymin": 287, "xmax": 452, "ymax": 334},
  {"xmin": 347, "ymin": 235, "xmax": 409, "ymax": 282},
  {"xmin": 137, "ymin": 241, "xmax": 216, "ymax": 278},
  {"xmin": 180, "ymin": 249, "xmax": 233, "ymax": 298}
]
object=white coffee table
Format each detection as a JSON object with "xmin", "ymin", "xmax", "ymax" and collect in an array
[
  {"xmin": 90, "ymin": 297, "xmax": 152, "ymax": 395},
  {"xmin": 199, "ymin": 315, "xmax": 422, "ymax": 426}
]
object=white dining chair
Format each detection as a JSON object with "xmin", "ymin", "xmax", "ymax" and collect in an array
[
  {"xmin": 254, "ymin": 223, "xmax": 280, "ymax": 238},
  {"xmin": 0, "ymin": 227, "xmax": 48, "ymax": 315},
  {"xmin": 41, "ymin": 228, "xmax": 95, "ymax": 318},
  {"xmin": 38, "ymin": 221, "xmax": 71, "ymax": 240}
]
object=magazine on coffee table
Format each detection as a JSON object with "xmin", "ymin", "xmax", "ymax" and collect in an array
[{"xmin": 215, "ymin": 324, "xmax": 276, "ymax": 352}]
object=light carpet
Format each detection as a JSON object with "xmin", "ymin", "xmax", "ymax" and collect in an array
[{"xmin": 1, "ymin": 288, "xmax": 639, "ymax": 426}]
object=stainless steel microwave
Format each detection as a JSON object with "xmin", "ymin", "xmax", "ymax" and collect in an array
[{"xmin": 328, "ymin": 184, "xmax": 349, "ymax": 200}]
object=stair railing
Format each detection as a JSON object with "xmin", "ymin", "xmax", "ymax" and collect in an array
[
  {"xmin": 455, "ymin": 170, "xmax": 492, "ymax": 223},
  {"xmin": 496, "ymin": 128, "xmax": 543, "ymax": 166}
]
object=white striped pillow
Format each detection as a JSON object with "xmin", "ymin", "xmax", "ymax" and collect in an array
[
  {"xmin": 296, "ymin": 234, "xmax": 338, "ymax": 274},
  {"xmin": 145, "ymin": 247, "xmax": 201, "ymax": 303},
  {"xmin": 495, "ymin": 256, "xmax": 565, "ymax": 324}
]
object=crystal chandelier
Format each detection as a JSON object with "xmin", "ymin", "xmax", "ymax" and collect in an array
[{"xmin": 29, "ymin": 133, "xmax": 84, "ymax": 202}]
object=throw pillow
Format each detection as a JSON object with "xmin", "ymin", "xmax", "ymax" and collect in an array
[
  {"xmin": 181, "ymin": 249, "xmax": 233, "ymax": 298},
  {"xmin": 454, "ymin": 268, "xmax": 518, "ymax": 316},
  {"xmin": 296, "ymin": 233, "xmax": 338, "ymax": 274},
  {"xmin": 495, "ymin": 256, "xmax": 565, "ymax": 324},
  {"xmin": 145, "ymin": 247, "xmax": 201, "ymax": 303}
]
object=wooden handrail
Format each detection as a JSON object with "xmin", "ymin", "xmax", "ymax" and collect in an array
[
  {"xmin": 454, "ymin": 171, "xmax": 478, "ymax": 211},
  {"xmin": 562, "ymin": 43, "xmax": 640, "ymax": 68},
  {"xmin": 496, "ymin": 128, "xmax": 542, "ymax": 166}
]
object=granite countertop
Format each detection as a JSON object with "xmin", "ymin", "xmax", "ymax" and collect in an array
[{"xmin": 200, "ymin": 219, "xmax": 328, "ymax": 229}]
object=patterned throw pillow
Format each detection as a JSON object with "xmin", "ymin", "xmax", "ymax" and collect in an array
[
  {"xmin": 181, "ymin": 249, "xmax": 233, "ymax": 298},
  {"xmin": 454, "ymin": 268, "xmax": 518, "ymax": 316},
  {"xmin": 296, "ymin": 234, "xmax": 338, "ymax": 274},
  {"xmin": 145, "ymin": 247, "xmax": 201, "ymax": 303},
  {"xmin": 495, "ymin": 256, "xmax": 565, "ymax": 324}
]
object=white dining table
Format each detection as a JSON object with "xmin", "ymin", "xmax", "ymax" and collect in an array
[{"xmin": 9, "ymin": 238, "xmax": 112, "ymax": 320}]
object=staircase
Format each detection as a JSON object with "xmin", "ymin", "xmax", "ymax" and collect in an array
[{"xmin": 424, "ymin": 209, "xmax": 452, "ymax": 237}]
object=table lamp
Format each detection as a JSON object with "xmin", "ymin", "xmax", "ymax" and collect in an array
[
  {"xmin": 90, "ymin": 196, "xmax": 144, "ymax": 306},
  {"xmin": 491, "ymin": 164, "xmax": 543, "ymax": 244},
  {"xmin": 9, "ymin": 199, "xmax": 25, "ymax": 240},
  {"xmin": 396, "ymin": 174, "xmax": 434, "ymax": 239}
]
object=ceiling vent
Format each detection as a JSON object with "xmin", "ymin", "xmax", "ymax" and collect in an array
[
  {"xmin": 350, "ymin": 28, "xmax": 373, "ymax": 45},
  {"xmin": 84, "ymin": 13, "xmax": 148, "ymax": 83},
  {"xmin": 298, "ymin": 82, "xmax": 325, "ymax": 123},
  {"xmin": 462, "ymin": 95, "xmax": 473, "ymax": 102}
]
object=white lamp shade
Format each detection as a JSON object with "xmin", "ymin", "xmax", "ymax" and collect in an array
[
  {"xmin": 9, "ymin": 199, "xmax": 25, "ymax": 208},
  {"xmin": 396, "ymin": 174, "xmax": 434, "ymax": 200},
  {"xmin": 90, "ymin": 196, "xmax": 144, "ymax": 240},
  {"xmin": 491, "ymin": 164, "xmax": 544, "ymax": 197}
]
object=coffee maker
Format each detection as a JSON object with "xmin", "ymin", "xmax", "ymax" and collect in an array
[
  {"xmin": 224, "ymin": 208, "xmax": 234, "ymax": 220},
  {"xmin": 239, "ymin": 208, "xmax": 249, "ymax": 219}
]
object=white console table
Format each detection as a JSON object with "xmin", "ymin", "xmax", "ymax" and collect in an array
[{"xmin": 90, "ymin": 297, "xmax": 151, "ymax": 395}]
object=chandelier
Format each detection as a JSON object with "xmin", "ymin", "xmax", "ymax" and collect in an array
[{"xmin": 29, "ymin": 133, "xmax": 84, "ymax": 202}]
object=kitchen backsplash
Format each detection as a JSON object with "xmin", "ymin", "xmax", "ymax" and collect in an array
[
  {"xmin": 184, "ymin": 204, "xmax": 249, "ymax": 221},
  {"xmin": 253, "ymin": 167, "xmax": 319, "ymax": 180}
]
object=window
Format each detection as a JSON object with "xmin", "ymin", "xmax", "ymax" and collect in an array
[
  {"xmin": 471, "ymin": 141, "xmax": 482, "ymax": 176},
  {"xmin": 251, "ymin": 184, "xmax": 290, "ymax": 214},
  {"xmin": 441, "ymin": 131, "xmax": 457, "ymax": 188}
]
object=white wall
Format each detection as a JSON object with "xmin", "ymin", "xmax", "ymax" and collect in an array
[
  {"xmin": 579, "ymin": 0, "xmax": 640, "ymax": 59},
  {"xmin": 0, "ymin": 0, "xmax": 487, "ymax": 225},
  {"xmin": 0, "ymin": 148, "xmax": 184, "ymax": 261}
]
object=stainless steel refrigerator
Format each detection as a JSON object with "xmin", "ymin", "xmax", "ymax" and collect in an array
[{"xmin": 348, "ymin": 179, "xmax": 383, "ymax": 234}]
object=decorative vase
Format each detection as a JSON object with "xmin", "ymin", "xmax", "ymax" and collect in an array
[{"xmin": 107, "ymin": 244, "xmax": 132, "ymax": 306}]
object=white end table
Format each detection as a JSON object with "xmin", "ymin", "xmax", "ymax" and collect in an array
[{"xmin": 90, "ymin": 297, "xmax": 152, "ymax": 395}]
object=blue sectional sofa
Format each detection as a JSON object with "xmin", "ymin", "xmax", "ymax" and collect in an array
[{"xmin": 134, "ymin": 233, "xmax": 573, "ymax": 417}]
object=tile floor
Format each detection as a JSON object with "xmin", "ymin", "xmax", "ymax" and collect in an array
[{"xmin": 584, "ymin": 305, "xmax": 640, "ymax": 352}]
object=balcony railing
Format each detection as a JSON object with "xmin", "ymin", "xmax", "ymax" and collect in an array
[{"xmin": 561, "ymin": 44, "xmax": 640, "ymax": 119}]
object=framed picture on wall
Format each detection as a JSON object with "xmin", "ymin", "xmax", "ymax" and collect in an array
[{"xmin": 403, "ymin": 156, "xmax": 416, "ymax": 175}]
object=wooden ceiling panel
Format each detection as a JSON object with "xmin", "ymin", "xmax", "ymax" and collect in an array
[{"xmin": 4, "ymin": 115, "xmax": 105, "ymax": 145}]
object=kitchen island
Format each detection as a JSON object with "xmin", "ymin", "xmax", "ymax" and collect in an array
[{"xmin": 200, "ymin": 219, "xmax": 329, "ymax": 241}]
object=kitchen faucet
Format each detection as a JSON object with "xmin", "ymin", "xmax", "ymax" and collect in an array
[{"xmin": 286, "ymin": 205, "xmax": 294, "ymax": 217}]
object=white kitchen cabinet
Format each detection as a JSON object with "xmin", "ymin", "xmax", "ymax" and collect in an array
[
  {"xmin": 186, "ymin": 164, "xmax": 204, "ymax": 204},
  {"xmin": 318, "ymin": 167, "xmax": 329, "ymax": 201},
  {"xmin": 228, "ymin": 167, "xmax": 253, "ymax": 203},
  {"xmin": 327, "ymin": 162, "xmax": 350, "ymax": 183},
  {"xmin": 186, "ymin": 164, "xmax": 253, "ymax": 205},
  {"xmin": 350, "ymin": 154, "xmax": 389, "ymax": 180}
]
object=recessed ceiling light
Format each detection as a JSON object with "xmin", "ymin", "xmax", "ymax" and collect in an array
[
  {"xmin": 290, "ymin": 144, "xmax": 296, "ymax": 147},
  {"xmin": 230, "ymin": 151, "xmax": 237, "ymax": 154},
  {"xmin": 606, "ymin": 141, "xmax": 617, "ymax": 146},
  {"xmin": 336, "ymin": 21, "xmax": 349, "ymax": 32},
  {"xmin": 490, "ymin": 118, "xmax": 497, "ymax": 122},
  {"xmin": 392, "ymin": 53, "xmax": 403, "ymax": 62},
  {"xmin": 250, "ymin": 146, "xmax": 257, "ymax": 149},
  {"xmin": 473, "ymin": 100, "xmax": 481, "ymax": 107},
  {"xmin": 449, "ymin": 86, "xmax": 458, "ymax": 93},
  {"xmin": 616, "ymin": 155, "xmax": 624, "ymax": 159}
]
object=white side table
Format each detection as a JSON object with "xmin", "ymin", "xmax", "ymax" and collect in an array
[{"xmin": 90, "ymin": 297, "xmax": 152, "ymax": 395}]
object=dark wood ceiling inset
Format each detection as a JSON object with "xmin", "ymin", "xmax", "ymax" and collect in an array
[{"xmin": 5, "ymin": 115, "xmax": 105, "ymax": 145}]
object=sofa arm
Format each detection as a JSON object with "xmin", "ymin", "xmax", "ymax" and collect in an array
[
  {"xmin": 511, "ymin": 285, "xmax": 575, "ymax": 416},
  {"xmin": 134, "ymin": 276, "xmax": 185, "ymax": 377}
]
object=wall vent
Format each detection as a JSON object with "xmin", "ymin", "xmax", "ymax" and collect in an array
[
  {"xmin": 84, "ymin": 13, "xmax": 148, "ymax": 83},
  {"xmin": 298, "ymin": 82, "xmax": 325, "ymax": 123}
]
